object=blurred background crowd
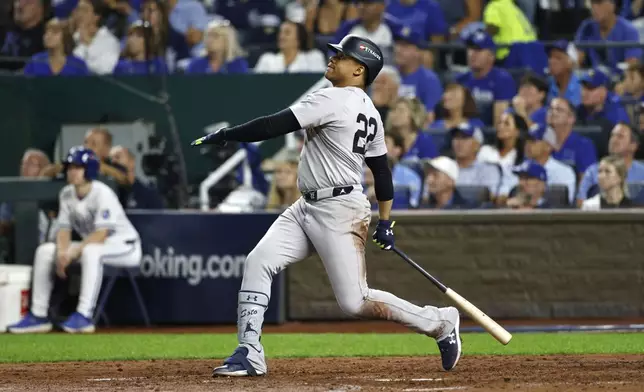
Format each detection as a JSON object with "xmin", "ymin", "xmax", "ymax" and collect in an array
[{"xmin": 2, "ymin": 0, "xmax": 644, "ymax": 248}]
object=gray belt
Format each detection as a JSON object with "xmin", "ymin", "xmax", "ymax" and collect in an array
[{"xmin": 302, "ymin": 185, "xmax": 354, "ymax": 202}]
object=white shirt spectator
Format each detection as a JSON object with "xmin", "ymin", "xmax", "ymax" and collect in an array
[
  {"xmin": 73, "ymin": 26, "xmax": 120, "ymax": 74},
  {"xmin": 254, "ymin": 50, "xmax": 327, "ymax": 73},
  {"xmin": 477, "ymin": 145, "xmax": 517, "ymax": 169},
  {"xmin": 457, "ymin": 160, "xmax": 502, "ymax": 197},
  {"xmin": 502, "ymin": 157, "xmax": 577, "ymax": 203},
  {"xmin": 348, "ymin": 24, "xmax": 394, "ymax": 53}
]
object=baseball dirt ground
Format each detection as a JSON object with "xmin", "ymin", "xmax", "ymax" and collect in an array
[{"xmin": 2, "ymin": 321, "xmax": 643, "ymax": 391}]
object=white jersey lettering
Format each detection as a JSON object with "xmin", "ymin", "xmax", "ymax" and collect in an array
[{"xmin": 289, "ymin": 87, "xmax": 387, "ymax": 191}]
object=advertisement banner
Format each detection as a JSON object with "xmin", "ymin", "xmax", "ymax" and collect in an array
[{"xmin": 104, "ymin": 212, "xmax": 283, "ymax": 325}]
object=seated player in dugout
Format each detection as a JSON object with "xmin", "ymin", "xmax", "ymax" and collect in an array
[
  {"xmin": 108, "ymin": 146, "xmax": 164, "ymax": 209},
  {"xmin": 7, "ymin": 146, "xmax": 142, "ymax": 334},
  {"xmin": 191, "ymin": 35, "xmax": 462, "ymax": 377},
  {"xmin": 40, "ymin": 128, "xmax": 129, "ymax": 185}
]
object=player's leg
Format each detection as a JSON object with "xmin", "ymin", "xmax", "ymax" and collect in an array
[
  {"xmin": 213, "ymin": 199, "xmax": 312, "ymax": 377},
  {"xmin": 6, "ymin": 242, "xmax": 59, "ymax": 333},
  {"xmin": 62, "ymin": 238, "xmax": 140, "ymax": 333},
  {"xmin": 305, "ymin": 194, "xmax": 461, "ymax": 370}
]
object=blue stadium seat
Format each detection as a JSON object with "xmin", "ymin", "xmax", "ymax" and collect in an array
[
  {"xmin": 93, "ymin": 265, "xmax": 151, "ymax": 327},
  {"xmin": 544, "ymin": 185, "xmax": 570, "ymax": 208},
  {"xmin": 455, "ymin": 185, "xmax": 490, "ymax": 206}
]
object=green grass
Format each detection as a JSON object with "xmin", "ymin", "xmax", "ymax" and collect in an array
[{"xmin": 0, "ymin": 332, "xmax": 643, "ymax": 363}]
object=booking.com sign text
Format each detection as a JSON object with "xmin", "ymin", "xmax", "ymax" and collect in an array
[{"xmin": 140, "ymin": 247, "xmax": 246, "ymax": 286}]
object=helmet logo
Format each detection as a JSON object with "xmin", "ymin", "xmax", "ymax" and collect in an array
[
  {"xmin": 359, "ymin": 44, "xmax": 381, "ymax": 60},
  {"xmin": 82, "ymin": 153, "xmax": 89, "ymax": 163}
]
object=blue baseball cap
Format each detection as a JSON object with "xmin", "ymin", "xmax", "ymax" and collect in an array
[
  {"xmin": 527, "ymin": 123, "xmax": 557, "ymax": 148},
  {"xmin": 449, "ymin": 122, "xmax": 484, "ymax": 144},
  {"xmin": 394, "ymin": 26, "xmax": 427, "ymax": 49},
  {"xmin": 581, "ymin": 68, "xmax": 610, "ymax": 89},
  {"xmin": 465, "ymin": 30, "xmax": 496, "ymax": 51},
  {"xmin": 512, "ymin": 160, "xmax": 547, "ymax": 182}
]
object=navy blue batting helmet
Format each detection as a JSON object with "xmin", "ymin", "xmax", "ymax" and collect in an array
[
  {"xmin": 64, "ymin": 146, "xmax": 100, "ymax": 180},
  {"xmin": 327, "ymin": 35, "xmax": 384, "ymax": 86}
]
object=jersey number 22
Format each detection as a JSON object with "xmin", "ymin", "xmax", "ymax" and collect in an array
[{"xmin": 353, "ymin": 113, "xmax": 377, "ymax": 155}]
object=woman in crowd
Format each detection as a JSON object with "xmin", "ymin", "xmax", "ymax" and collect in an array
[
  {"xmin": 386, "ymin": 97, "xmax": 438, "ymax": 173},
  {"xmin": 430, "ymin": 83, "xmax": 484, "ymax": 130},
  {"xmin": 71, "ymin": 0, "xmax": 121, "ymax": 74},
  {"xmin": 265, "ymin": 154, "xmax": 300, "ymax": 212},
  {"xmin": 478, "ymin": 111, "xmax": 527, "ymax": 169},
  {"xmin": 141, "ymin": 0, "xmax": 170, "ymax": 67},
  {"xmin": 24, "ymin": 18, "xmax": 89, "ymax": 76},
  {"xmin": 113, "ymin": 20, "xmax": 168, "ymax": 75},
  {"xmin": 186, "ymin": 20, "xmax": 248, "ymax": 74},
  {"xmin": 254, "ymin": 20, "xmax": 326, "ymax": 73},
  {"xmin": 582, "ymin": 156, "xmax": 636, "ymax": 209},
  {"xmin": 309, "ymin": 0, "xmax": 357, "ymax": 38}
]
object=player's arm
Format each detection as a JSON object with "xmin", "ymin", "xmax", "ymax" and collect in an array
[
  {"xmin": 100, "ymin": 162, "xmax": 130, "ymax": 185},
  {"xmin": 40, "ymin": 163, "xmax": 64, "ymax": 178},
  {"xmin": 56, "ymin": 193, "xmax": 72, "ymax": 257},
  {"xmin": 365, "ymin": 154, "xmax": 393, "ymax": 220}
]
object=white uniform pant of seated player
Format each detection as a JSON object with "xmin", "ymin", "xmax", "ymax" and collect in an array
[
  {"xmin": 220, "ymin": 191, "xmax": 458, "ymax": 376},
  {"xmin": 29, "ymin": 235, "xmax": 142, "ymax": 333}
]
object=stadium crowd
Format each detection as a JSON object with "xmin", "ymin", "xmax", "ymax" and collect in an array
[{"xmin": 2, "ymin": 0, "xmax": 644, "ymax": 221}]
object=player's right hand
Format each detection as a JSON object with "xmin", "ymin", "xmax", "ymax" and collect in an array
[
  {"xmin": 56, "ymin": 253, "xmax": 71, "ymax": 279},
  {"xmin": 191, "ymin": 129, "xmax": 228, "ymax": 147}
]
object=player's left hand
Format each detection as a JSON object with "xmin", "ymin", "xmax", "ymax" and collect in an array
[
  {"xmin": 190, "ymin": 129, "xmax": 227, "ymax": 147},
  {"xmin": 372, "ymin": 220, "xmax": 395, "ymax": 251}
]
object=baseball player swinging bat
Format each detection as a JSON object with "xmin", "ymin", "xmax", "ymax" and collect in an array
[
  {"xmin": 392, "ymin": 247, "xmax": 512, "ymax": 345},
  {"xmin": 192, "ymin": 35, "xmax": 462, "ymax": 377}
]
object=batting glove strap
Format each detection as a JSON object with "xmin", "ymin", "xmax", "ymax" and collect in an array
[
  {"xmin": 191, "ymin": 129, "xmax": 228, "ymax": 147},
  {"xmin": 372, "ymin": 220, "xmax": 395, "ymax": 251}
]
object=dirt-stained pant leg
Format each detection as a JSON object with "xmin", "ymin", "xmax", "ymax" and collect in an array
[{"xmin": 303, "ymin": 193, "xmax": 454, "ymax": 338}]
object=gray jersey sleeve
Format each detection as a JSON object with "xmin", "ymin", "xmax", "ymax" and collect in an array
[{"xmin": 289, "ymin": 88, "xmax": 341, "ymax": 129}]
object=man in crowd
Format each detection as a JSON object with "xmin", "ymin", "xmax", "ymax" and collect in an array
[
  {"xmin": 483, "ymin": 0, "xmax": 536, "ymax": 62},
  {"xmin": 0, "ymin": 0, "xmax": 48, "ymax": 71},
  {"xmin": 370, "ymin": 65, "xmax": 402, "ymax": 123},
  {"xmin": 575, "ymin": 0, "xmax": 641, "ymax": 70},
  {"xmin": 576, "ymin": 68, "xmax": 630, "ymax": 157},
  {"xmin": 109, "ymin": 145, "xmax": 164, "ymax": 209},
  {"xmin": 505, "ymin": 160, "xmax": 551, "ymax": 209},
  {"xmin": 577, "ymin": 123, "xmax": 644, "ymax": 205},
  {"xmin": 422, "ymin": 156, "xmax": 472, "ymax": 209},
  {"xmin": 451, "ymin": 122, "xmax": 502, "ymax": 198},
  {"xmin": 547, "ymin": 40, "xmax": 581, "ymax": 107},
  {"xmin": 385, "ymin": 133, "xmax": 422, "ymax": 208},
  {"xmin": 456, "ymin": 30, "xmax": 516, "ymax": 126},
  {"xmin": 512, "ymin": 73, "xmax": 549, "ymax": 127},
  {"xmin": 394, "ymin": 26, "xmax": 442, "ymax": 123},
  {"xmin": 547, "ymin": 97, "xmax": 598, "ymax": 177}
]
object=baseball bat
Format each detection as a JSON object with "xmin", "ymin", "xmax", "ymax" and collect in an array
[{"xmin": 392, "ymin": 246, "xmax": 512, "ymax": 345}]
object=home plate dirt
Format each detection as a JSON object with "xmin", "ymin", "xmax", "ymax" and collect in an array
[{"xmin": 1, "ymin": 355, "xmax": 643, "ymax": 391}]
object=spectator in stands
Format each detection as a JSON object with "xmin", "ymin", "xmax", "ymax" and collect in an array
[
  {"xmin": 582, "ymin": 155, "xmax": 636, "ymax": 209},
  {"xmin": 40, "ymin": 128, "xmax": 129, "ymax": 186},
  {"xmin": 24, "ymin": 18, "xmax": 89, "ymax": 76},
  {"xmin": 547, "ymin": 40, "xmax": 582, "ymax": 107},
  {"xmin": 385, "ymin": 0, "xmax": 448, "ymax": 68},
  {"xmin": 430, "ymin": 83, "xmax": 484, "ymax": 132},
  {"xmin": 575, "ymin": 0, "xmax": 642, "ymax": 70},
  {"xmin": 519, "ymin": 123, "xmax": 577, "ymax": 204},
  {"xmin": 456, "ymin": 30, "xmax": 516, "ymax": 127},
  {"xmin": 547, "ymin": 97, "xmax": 598, "ymax": 176},
  {"xmin": 109, "ymin": 145, "xmax": 164, "ymax": 208},
  {"xmin": 52, "ymin": 0, "xmax": 77, "ymax": 19},
  {"xmin": 482, "ymin": 0, "xmax": 536, "ymax": 62},
  {"xmin": 505, "ymin": 160, "xmax": 551, "ymax": 209},
  {"xmin": 619, "ymin": 63, "xmax": 644, "ymax": 123},
  {"xmin": 512, "ymin": 73, "xmax": 549, "ymax": 127},
  {"xmin": 385, "ymin": 132, "xmax": 422, "ymax": 208},
  {"xmin": 451, "ymin": 122, "xmax": 502, "ymax": 197},
  {"xmin": 370, "ymin": 65, "xmax": 401, "ymax": 123},
  {"xmin": 435, "ymin": 0, "xmax": 482, "ymax": 41},
  {"xmin": 0, "ymin": 149, "xmax": 51, "ymax": 238},
  {"xmin": 265, "ymin": 153, "xmax": 300, "ymax": 212},
  {"xmin": 71, "ymin": 0, "xmax": 120, "ymax": 74},
  {"xmin": 162, "ymin": 0, "xmax": 208, "ymax": 65},
  {"xmin": 103, "ymin": 0, "xmax": 141, "ymax": 37},
  {"xmin": 214, "ymin": 0, "xmax": 281, "ymax": 35},
  {"xmin": 421, "ymin": 156, "xmax": 472, "ymax": 209},
  {"xmin": 577, "ymin": 68, "xmax": 630, "ymax": 157},
  {"xmin": 386, "ymin": 97, "xmax": 438, "ymax": 173},
  {"xmin": 393, "ymin": 26, "xmax": 442, "ymax": 122},
  {"xmin": 333, "ymin": 0, "xmax": 400, "ymax": 60},
  {"xmin": 478, "ymin": 111, "xmax": 527, "ymax": 171},
  {"xmin": 254, "ymin": 20, "xmax": 325, "ymax": 73},
  {"xmin": 0, "ymin": 0, "xmax": 48, "ymax": 71},
  {"xmin": 308, "ymin": 0, "xmax": 358, "ymax": 40},
  {"xmin": 186, "ymin": 20, "xmax": 248, "ymax": 74},
  {"xmin": 577, "ymin": 123, "xmax": 644, "ymax": 205},
  {"xmin": 113, "ymin": 20, "xmax": 168, "ymax": 75}
]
